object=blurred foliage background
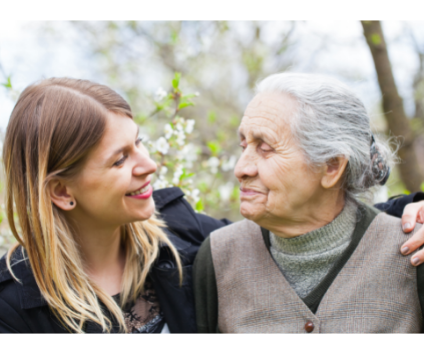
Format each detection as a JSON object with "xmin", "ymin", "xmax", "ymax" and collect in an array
[{"xmin": 1, "ymin": 20, "xmax": 424, "ymax": 253}]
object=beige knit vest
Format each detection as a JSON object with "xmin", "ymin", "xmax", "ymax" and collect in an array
[{"xmin": 210, "ymin": 213, "xmax": 423, "ymax": 333}]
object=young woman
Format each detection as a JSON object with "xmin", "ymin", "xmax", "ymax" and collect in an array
[
  {"xmin": 0, "ymin": 77, "xmax": 423, "ymax": 333},
  {"xmin": 0, "ymin": 78, "xmax": 228, "ymax": 333}
]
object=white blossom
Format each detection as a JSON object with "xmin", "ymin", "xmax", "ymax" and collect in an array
[
  {"xmin": 0, "ymin": 236, "xmax": 4, "ymax": 247},
  {"xmin": 191, "ymin": 189, "xmax": 200, "ymax": 203},
  {"xmin": 178, "ymin": 143, "xmax": 198, "ymax": 167},
  {"xmin": 153, "ymin": 178, "xmax": 168, "ymax": 190},
  {"xmin": 159, "ymin": 166, "xmax": 168, "ymax": 177},
  {"xmin": 185, "ymin": 119, "xmax": 195, "ymax": 134},
  {"xmin": 207, "ymin": 157, "xmax": 220, "ymax": 174},
  {"xmin": 155, "ymin": 87, "xmax": 167, "ymax": 101},
  {"xmin": 222, "ymin": 155, "xmax": 237, "ymax": 172},
  {"xmin": 172, "ymin": 166, "xmax": 184, "ymax": 185},
  {"xmin": 146, "ymin": 140, "xmax": 156, "ymax": 153},
  {"xmin": 176, "ymin": 130, "xmax": 186, "ymax": 146},
  {"xmin": 164, "ymin": 124, "xmax": 173, "ymax": 139},
  {"xmin": 156, "ymin": 137, "xmax": 169, "ymax": 155},
  {"xmin": 175, "ymin": 122, "xmax": 184, "ymax": 132},
  {"xmin": 219, "ymin": 182, "xmax": 234, "ymax": 202},
  {"xmin": 194, "ymin": 91, "xmax": 200, "ymax": 97}
]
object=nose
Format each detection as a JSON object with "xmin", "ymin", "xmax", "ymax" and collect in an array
[
  {"xmin": 234, "ymin": 149, "xmax": 258, "ymax": 182},
  {"xmin": 133, "ymin": 148, "xmax": 157, "ymax": 177}
]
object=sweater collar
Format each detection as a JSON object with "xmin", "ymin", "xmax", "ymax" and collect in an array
[{"xmin": 269, "ymin": 201, "xmax": 357, "ymax": 256}]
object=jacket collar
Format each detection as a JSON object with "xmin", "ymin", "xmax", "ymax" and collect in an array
[
  {"xmin": 0, "ymin": 247, "xmax": 48, "ymax": 310},
  {"xmin": 153, "ymin": 186, "xmax": 184, "ymax": 210}
]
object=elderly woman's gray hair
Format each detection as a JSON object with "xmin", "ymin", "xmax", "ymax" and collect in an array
[{"xmin": 256, "ymin": 73, "xmax": 394, "ymax": 201}]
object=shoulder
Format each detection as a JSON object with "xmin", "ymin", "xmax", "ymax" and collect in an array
[
  {"xmin": 368, "ymin": 210, "xmax": 423, "ymax": 245},
  {"xmin": 153, "ymin": 187, "xmax": 207, "ymax": 246},
  {"xmin": 0, "ymin": 250, "xmax": 33, "ymax": 332},
  {"xmin": 153, "ymin": 187, "xmax": 231, "ymax": 250},
  {"xmin": 0, "ymin": 248, "xmax": 25, "ymax": 287},
  {"xmin": 210, "ymin": 218, "xmax": 258, "ymax": 239},
  {"xmin": 208, "ymin": 219, "xmax": 264, "ymax": 273},
  {"xmin": 210, "ymin": 219, "xmax": 260, "ymax": 250},
  {"xmin": 374, "ymin": 211, "xmax": 421, "ymax": 234},
  {"xmin": 0, "ymin": 247, "xmax": 31, "ymax": 306}
]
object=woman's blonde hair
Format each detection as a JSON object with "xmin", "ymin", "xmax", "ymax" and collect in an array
[{"xmin": 3, "ymin": 78, "xmax": 182, "ymax": 333}]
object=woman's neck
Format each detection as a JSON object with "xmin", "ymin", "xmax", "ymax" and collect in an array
[
  {"xmin": 262, "ymin": 191, "xmax": 346, "ymax": 239},
  {"xmin": 73, "ymin": 220, "xmax": 126, "ymax": 296}
]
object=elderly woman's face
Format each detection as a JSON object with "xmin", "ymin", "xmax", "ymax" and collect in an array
[{"xmin": 235, "ymin": 92, "xmax": 325, "ymax": 226}]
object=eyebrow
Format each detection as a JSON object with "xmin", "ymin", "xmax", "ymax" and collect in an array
[
  {"xmin": 108, "ymin": 126, "xmax": 140, "ymax": 159},
  {"xmin": 238, "ymin": 128, "xmax": 273, "ymax": 143}
]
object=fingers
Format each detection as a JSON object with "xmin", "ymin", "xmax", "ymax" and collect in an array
[
  {"xmin": 401, "ymin": 201, "xmax": 424, "ymax": 233},
  {"xmin": 400, "ymin": 223, "xmax": 424, "ymax": 266},
  {"xmin": 410, "ymin": 249, "xmax": 424, "ymax": 266}
]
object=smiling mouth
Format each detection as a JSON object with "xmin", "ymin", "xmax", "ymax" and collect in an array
[{"xmin": 126, "ymin": 181, "xmax": 151, "ymax": 196}]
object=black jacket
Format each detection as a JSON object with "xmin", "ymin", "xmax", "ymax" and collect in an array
[{"xmin": 0, "ymin": 187, "xmax": 230, "ymax": 333}]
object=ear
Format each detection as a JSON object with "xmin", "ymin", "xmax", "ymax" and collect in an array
[
  {"xmin": 321, "ymin": 156, "xmax": 349, "ymax": 189},
  {"xmin": 48, "ymin": 178, "xmax": 76, "ymax": 211}
]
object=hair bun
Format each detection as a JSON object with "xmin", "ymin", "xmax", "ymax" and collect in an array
[{"xmin": 370, "ymin": 135, "xmax": 390, "ymax": 185}]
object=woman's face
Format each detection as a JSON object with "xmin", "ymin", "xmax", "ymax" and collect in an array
[
  {"xmin": 234, "ymin": 92, "xmax": 326, "ymax": 228},
  {"xmin": 68, "ymin": 112, "xmax": 157, "ymax": 228}
]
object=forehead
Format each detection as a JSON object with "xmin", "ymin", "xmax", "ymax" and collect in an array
[
  {"xmin": 240, "ymin": 92, "xmax": 297, "ymax": 134},
  {"xmin": 87, "ymin": 112, "xmax": 136, "ymax": 161},
  {"xmin": 102, "ymin": 112, "xmax": 136, "ymax": 144}
]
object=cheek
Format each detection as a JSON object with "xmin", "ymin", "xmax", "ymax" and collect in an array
[
  {"xmin": 260, "ymin": 156, "xmax": 309, "ymax": 209},
  {"xmin": 76, "ymin": 169, "xmax": 130, "ymax": 209},
  {"xmin": 258, "ymin": 158, "xmax": 289, "ymax": 191}
]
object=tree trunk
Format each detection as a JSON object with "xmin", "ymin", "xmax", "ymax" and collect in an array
[{"xmin": 361, "ymin": 21, "xmax": 423, "ymax": 192}]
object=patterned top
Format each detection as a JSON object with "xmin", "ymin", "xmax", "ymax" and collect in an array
[{"xmin": 115, "ymin": 278, "xmax": 165, "ymax": 333}]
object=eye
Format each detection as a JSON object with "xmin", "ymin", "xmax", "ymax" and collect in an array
[
  {"xmin": 259, "ymin": 142, "xmax": 273, "ymax": 152},
  {"xmin": 135, "ymin": 136, "xmax": 144, "ymax": 146},
  {"xmin": 113, "ymin": 155, "xmax": 128, "ymax": 167}
]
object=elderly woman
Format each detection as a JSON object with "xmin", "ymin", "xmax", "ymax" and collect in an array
[{"xmin": 193, "ymin": 73, "xmax": 424, "ymax": 333}]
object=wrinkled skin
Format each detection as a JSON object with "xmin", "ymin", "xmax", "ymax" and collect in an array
[{"xmin": 234, "ymin": 92, "xmax": 345, "ymax": 238}]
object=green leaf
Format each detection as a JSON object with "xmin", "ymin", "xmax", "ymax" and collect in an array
[
  {"xmin": 134, "ymin": 114, "xmax": 147, "ymax": 124},
  {"xmin": 403, "ymin": 189, "xmax": 411, "ymax": 195},
  {"xmin": 231, "ymin": 186, "xmax": 240, "ymax": 200},
  {"xmin": 154, "ymin": 102, "xmax": 164, "ymax": 111},
  {"xmin": 370, "ymin": 33, "xmax": 381, "ymax": 45},
  {"xmin": 197, "ymin": 181, "xmax": 208, "ymax": 193},
  {"xmin": 195, "ymin": 199, "xmax": 204, "ymax": 212},
  {"xmin": 178, "ymin": 101, "xmax": 194, "ymax": 110},
  {"xmin": 207, "ymin": 141, "xmax": 221, "ymax": 155},
  {"xmin": 208, "ymin": 111, "xmax": 217, "ymax": 124},
  {"xmin": 217, "ymin": 130, "xmax": 226, "ymax": 142},
  {"xmin": 172, "ymin": 72, "xmax": 181, "ymax": 90},
  {"xmin": 1, "ymin": 76, "xmax": 12, "ymax": 89},
  {"xmin": 421, "ymin": 182, "xmax": 424, "ymax": 192},
  {"xmin": 229, "ymin": 115, "xmax": 240, "ymax": 127},
  {"xmin": 171, "ymin": 30, "xmax": 178, "ymax": 44}
]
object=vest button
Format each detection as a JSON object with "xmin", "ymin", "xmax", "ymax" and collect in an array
[{"xmin": 305, "ymin": 321, "xmax": 314, "ymax": 333}]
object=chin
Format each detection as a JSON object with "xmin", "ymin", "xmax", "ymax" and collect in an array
[
  {"xmin": 132, "ymin": 200, "xmax": 156, "ymax": 222},
  {"xmin": 239, "ymin": 202, "xmax": 262, "ymax": 222}
]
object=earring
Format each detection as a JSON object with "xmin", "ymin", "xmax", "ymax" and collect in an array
[{"xmin": 70, "ymin": 201, "xmax": 74, "ymax": 206}]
